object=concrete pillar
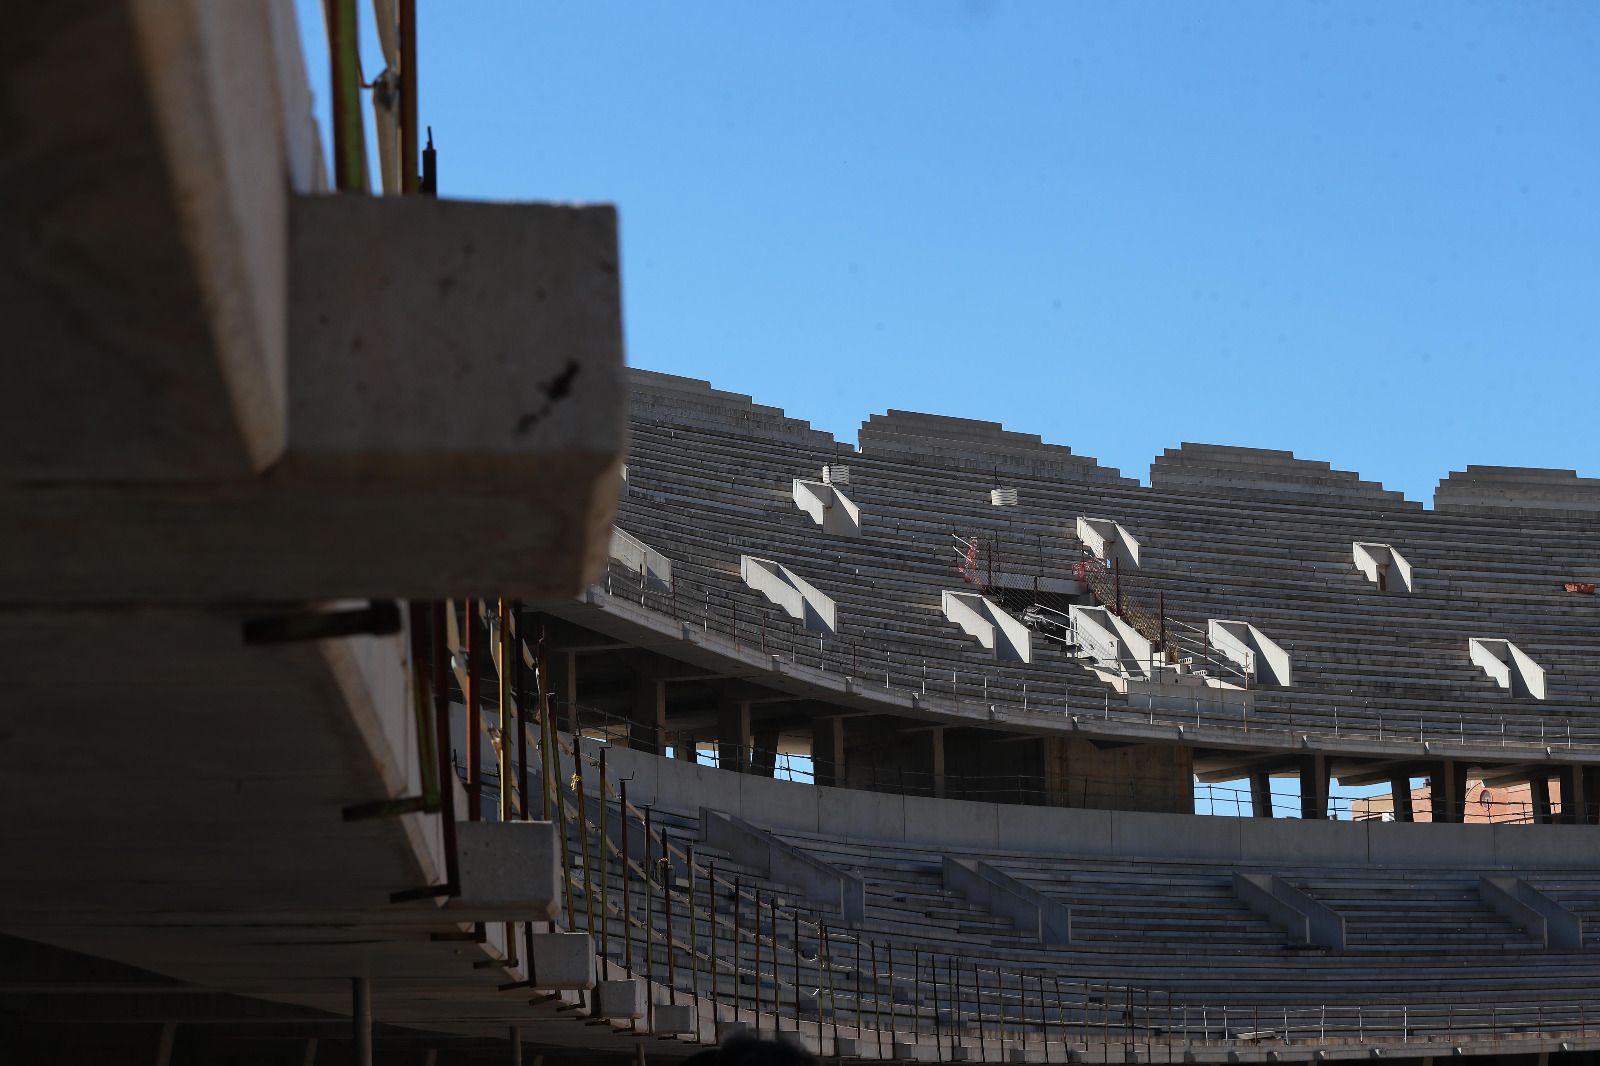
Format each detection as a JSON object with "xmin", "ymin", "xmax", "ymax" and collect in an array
[
  {"xmin": 750, "ymin": 722, "xmax": 780, "ymax": 778},
  {"xmin": 509, "ymin": 1026, "xmax": 522, "ymax": 1066},
  {"xmin": 1558, "ymin": 765, "xmax": 1591, "ymax": 824},
  {"xmin": 1584, "ymin": 767, "xmax": 1600, "ymax": 824},
  {"xmin": 547, "ymin": 650, "xmax": 578, "ymax": 732},
  {"xmin": 351, "ymin": 978, "xmax": 372, "ymax": 1066},
  {"xmin": 1298, "ymin": 754, "xmax": 1329, "ymax": 820},
  {"xmin": 930, "ymin": 727, "xmax": 946, "ymax": 798},
  {"xmin": 716, "ymin": 700, "xmax": 751, "ymax": 773},
  {"xmin": 1531, "ymin": 773, "xmax": 1554, "ymax": 824},
  {"xmin": 812, "ymin": 717, "xmax": 844, "ymax": 787},
  {"xmin": 672, "ymin": 734, "xmax": 699, "ymax": 762},
  {"xmin": 301, "ymin": 1038, "xmax": 319, "ymax": 1066},
  {"xmin": 630, "ymin": 676, "xmax": 665, "ymax": 754},
  {"xmin": 1248, "ymin": 769, "xmax": 1274, "ymax": 818},
  {"xmin": 1430, "ymin": 760, "xmax": 1466, "ymax": 823},
  {"xmin": 1389, "ymin": 774, "xmax": 1414, "ymax": 823}
]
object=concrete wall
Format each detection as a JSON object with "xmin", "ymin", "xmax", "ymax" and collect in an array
[
  {"xmin": 1043, "ymin": 735, "xmax": 1194, "ymax": 814},
  {"xmin": 589, "ymin": 739, "xmax": 1600, "ymax": 869}
]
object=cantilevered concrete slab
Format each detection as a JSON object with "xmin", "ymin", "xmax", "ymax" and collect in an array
[{"xmin": 1, "ymin": 2, "xmax": 626, "ymax": 603}]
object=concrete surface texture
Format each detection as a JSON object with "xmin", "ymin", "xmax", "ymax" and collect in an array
[
  {"xmin": 4, "ymin": 1, "xmax": 629, "ymax": 1062},
  {"xmin": 11, "ymin": 2, "xmax": 1600, "ymax": 1063},
  {"xmin": 585, "ymin": 369, "xmax": 1600, "ymax": 807}
]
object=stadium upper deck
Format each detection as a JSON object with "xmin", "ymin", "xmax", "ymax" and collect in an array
[{"xmin": 537, "ymin": 370, "xmax": 1600, "ymax": 822}]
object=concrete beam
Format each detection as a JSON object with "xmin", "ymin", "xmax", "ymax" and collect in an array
[{"xmin": 5, "ymin": 194, "xmax": 625, "ymax": 604}]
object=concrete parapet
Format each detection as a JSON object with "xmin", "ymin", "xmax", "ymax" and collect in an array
[
  {"xmin": 700, "ymin": 808, "xmax": 866, "ymax": 920},
  {"xmin": 1077, "ymin": 517, "xmax": 1142, "ymax": 568},
  {"xmin": 1208, "ymin": 620, "xmax": 1292, "ymax": 687},
  {"xmin": 943, "ymin": 591, "xmax": 1033, "ymax": 663},
  {"xmin": 610, "ymin": 528, "xmax": 673, "ymax": 590},
  {"xmin": 1232, "ymin": 872, "xmax": 1344, "ymax": 948},
  {"xmin": 1352, "ymin": 542, "xmax": 1413, "ymax": 593},
  {"xmin": 1070, "ymin": 605, "xmax": 1154, "ymax": 678},
  {"xmin": 793, "ymin": 479, "xmax": 863, "ymax": 537},
  {"xmin": 1468, "ymin": 638, "xmax": 1546, "ymax": 699},
  {"xmin": 742, "ymin": 556, "xmax": 837, "ymax": 634},
  {"xmin": 942, "ymin": 856, "xmax": 1072, "ymax": 944},
  {"xmin": 585, "ymin": 732, "xmax": 1600, "ymax": 871},
  {"xmin": 1479, "ymin": 876, "xmax": 1583, "ymax": 949}
]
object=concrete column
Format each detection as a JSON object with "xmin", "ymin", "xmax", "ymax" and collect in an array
[
  {"xmin": 1298, "ymin": 754, "xmax": 1329, "ymax": 820},
  {"xmin": 155, "ymin": 1022, "xmax": 176, "ymax": 1066},
  {"xmin": 509, "ymin": 1026, "xmax": 522, "ymax": 1066},
  {"xmin": 1248, "ymin": 769, "xmax": 1274, "ymax": 818},
  {"xmin": 1558, "ymin": 765, "xmax": 1590, "ymax": 824},
  {"xmin": 930, "ymin": 727, "xmax": 946, "ymax": 798},
  {"xmin": 351, "ymin": 978, "xmax": 372, "ymax": 1066},
  {"xmin": 301, "ymin": 1038, "xmax": 319, "ymax": 1066},
  {"xmin": 630, "ymin": 676, "xmax": 665, "ymax": 755},
  {"xmin": 812, "ymin": 717, "xmax": 844, "ymax": 787},
  {"xmin": 1531, "ymin": 774, "xmax": 1554, "ymax": 824},
  {"xmin": 672, "ymin": 734, "xmax": 699, "ymax": 762},
  {"xmin": 716, "ymin": 700, "xmax": 751, "ymax": 773},
  {"xmin": 547, "ymin": 650, "xmax": 578, "ymax": 732},
  {"xmin": 1584, "ymin": 767, "xmax": 1600, "ymax": 824},
  {"xmin": 750, "ymin": 723, "xmax": 780, "ymax": 778},
  {"xmin": 1430, "ymin": 761, "xmax": 1466, "ymax": 823},
  {"xmin": 1389, "ymin": 774, "xmax": 1414, "ymax": 823}
]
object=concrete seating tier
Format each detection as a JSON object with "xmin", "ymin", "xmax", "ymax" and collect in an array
[
  {"xmin": 546, "ymin": 759, "xmax": 1600, "ymax": 1047},
  {"xmin": 606, "ymin": 377, "xmax": 1600, "ymax": 755}
]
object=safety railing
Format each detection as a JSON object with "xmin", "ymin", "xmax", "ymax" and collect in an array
[
  {"xmin": 419, "ymin": 595, "xmax": 1600, "ymax": 1059},
  {"xmin": 538, "ymin": 698, "xmax": 1577, "ymax": 824},
  {"xmin": 596, "ymin": 554, "xmax": 1600, "ymax": 758}
]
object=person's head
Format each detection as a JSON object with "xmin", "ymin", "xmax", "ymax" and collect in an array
[{"xmin": 678, "ymin": 1034, "xmax": 818, "ymax": 1066}]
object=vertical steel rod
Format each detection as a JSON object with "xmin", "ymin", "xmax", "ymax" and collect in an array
[
  {"xmin": 465, "ymin": 602, "xmax": 481, "ymax": 820},
  {"xmin": 351, "ymin": 978, "xmax": 372, "ymax": 1066},
  {"xmin": 621, "ymin": 781, "xmax": 632, "ymax": 973},
  {"xmin": 397, "ymin": 0, "xmax": 419, "ymax": 194},
  {"xmin": 430, "ymin": 602, "xmax": 459, "ymax": 893}
]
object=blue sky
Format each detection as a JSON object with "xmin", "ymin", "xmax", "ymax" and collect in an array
[{"xmin": 296, "ymin": 2, "xmax": 1598, "ymax": 504}]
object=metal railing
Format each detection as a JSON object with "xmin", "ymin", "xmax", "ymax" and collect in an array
[
  {"xmin": 410, "ymin": 596, "xmax": 1600, "ymax": 1059},
  {"xmin": 597, "ymin": 555, "xmax": 1600, "ymax": 757}
]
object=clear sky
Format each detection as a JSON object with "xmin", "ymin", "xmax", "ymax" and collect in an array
[{"xmin": 295, "ymin": 2, "xmax": 1598, "ymax": 505}]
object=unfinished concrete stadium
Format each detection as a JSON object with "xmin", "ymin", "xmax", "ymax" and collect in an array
[{"xmin": 6, "ymin": 3, "xmax": 1600, "ymax": 1065}]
